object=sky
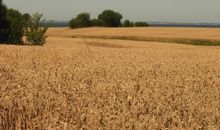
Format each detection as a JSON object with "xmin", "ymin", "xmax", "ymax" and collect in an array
[{"xmin": 4, "ymin": 0, "xmax": 220, "ymax": 23}]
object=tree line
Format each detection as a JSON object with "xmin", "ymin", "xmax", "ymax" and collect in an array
[
  {"xmin": 69, "ymin": 10, "xmax": 149, "ymax": 28},
  {"xmin": 0, "ymin": 0, "xmax": 48, "ymax": 45},
  {"xmin": 1, "ymin": 0, "xmax": 149, "ymax": 45}
]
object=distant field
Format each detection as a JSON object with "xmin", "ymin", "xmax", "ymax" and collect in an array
[
  {"xmin": 47, "ymin": 27, "xmax": 220, "ymax": 46},
  {"xmin": 47, "ymin": 27, "xmax": 220, "ymax": 40},
  {"xmin": 1, "ymin": 27, "xmax": 220, "ymax": 129}
]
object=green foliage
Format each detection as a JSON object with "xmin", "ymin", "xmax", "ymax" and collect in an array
[
  {"xmin": 0, "ymin": 0, "xmax": 48, "ymax": 45},
  {"xmin": 25, "ymin": 13, "xmax": 49, "ymax": 46},
  {"xmin": 22, "ymin": 13, "xmax": 31, "ymax": 29},
  {"xmin": 68, "ymin": 10, "xmax": 125, "ymax": 28},
  {"xmin": 98, "ymin": 10, "xmax": 122, "ymax": 27},
  {"xmin": 0, "ymin": 0, "xmax": 10, "ymax": 43},
  {"xmin": 6, "ymin": 9, "xmax": 24, "ymax": 44},
  {"xmin": 69, "ymin": 13, "xmax": 91, "ymax": 28},
  {"xmin": 69, "ymin": 18, "xmax": 77, "ymax": 28},
  {"xmin": 134, "ymin": 22, "xmax": 149, "ymax": 27},
  {"xmin": 90, "ymin": 19, "xmax": 104, "ymax": 27},
  {"xmin": 122, "ymin": 20, "xmax": 134, "ymax": 27}
]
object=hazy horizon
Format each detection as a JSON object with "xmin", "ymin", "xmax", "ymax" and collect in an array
[{"xmin": 4, "ymin": 0, "xmax": 220, "ymax": 23}]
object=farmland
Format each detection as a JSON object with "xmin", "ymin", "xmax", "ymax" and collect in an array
[{"xmin": 0, "ymin": 27, "xmax": 220, "ymax": 129}]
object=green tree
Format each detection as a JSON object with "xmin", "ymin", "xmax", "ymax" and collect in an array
[
  {"xmin": 25, "ymin": 13, "xmax": 49, "ymax": 45},
  {"xmin": 22, "ymin": 13, "xmax": 31, "ymax": 29},
  {"xmin": 134, "ymin": 22, "xmax": 149, "ymax": 27},
  {"xmin": 69, "ymin": 12, "xmax": 91, "ymax": 28},
  {"xmin": 90, "ymin": 19, "xmax": 104, "ymax": 27},
  {"xmin": 122, "ymin": 20, "xmax": 134, "ymax": 27},
  {"xmin": 98, "ymin": 10, "xmax": 122, "ymax": 27},
  {"xmin": 6, "ymin": 9, "xmax": 24, "ymax": 44},
  {"xmin": 69, "ymin": 18, "xmax": 77, "ymax": 28},
  {"xmin": 0, "ymin": 0, "xmax": 10, "ymax": 43}
]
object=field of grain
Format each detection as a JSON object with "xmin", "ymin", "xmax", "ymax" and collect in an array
[
  {"xmin": 47, "ymin": 27, "xmax": 220, "ymax": 40},
  {"xmin": 1, "ymin": 27, "xmax": 220, "ymax": 130}
]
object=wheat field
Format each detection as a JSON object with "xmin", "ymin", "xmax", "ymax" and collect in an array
[
  {"xmin": 0, "ymin": 27, "xmax": 220, "ymax": 130},
  {"xmin": 47, "ymin": 27, "xmax": 220, "ymax": 40}
]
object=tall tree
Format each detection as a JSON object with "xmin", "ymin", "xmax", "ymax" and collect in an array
[
  {"xmin": 22, "ymin": 13, "xmax": 31, "ymax": 29},
  {"xmin": 69, "ymin": 12, "xmax": 91, "ymax": 28},
  {"xmin": 0, "ymin": 0, "xmax": 10, "ymax": 43},
  {"xmin": 98, "ymin": 10, "xmax": 122, "ymax": 27},
  {"xmin": 6, "ymin": 9, "xmax": 25, "ymax": 44}
]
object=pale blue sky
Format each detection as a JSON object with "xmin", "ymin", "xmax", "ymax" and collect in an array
[{"xmin": 4, "ymin": 0, "xmax": 220, "ymax": 23}]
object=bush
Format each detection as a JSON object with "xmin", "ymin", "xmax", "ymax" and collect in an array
[
  {"xmin": 90, "ymin": 19, "xmax": 104, "ymax": 27},
  {"xmin": 122, "ymin": 20, "xmax": 134, "ymax": 27},
  {"xmin": 6, "ymin": 9, "xmax": 25, "ymax": 44},
  {"xmin": 134, "ymin": 22, "xmax": 149, "ymax": 27},
  {"xmin": 98, "ymin": 10, "xmax": 122, "ymax": 27},
  {"xmin": 0, "ymin": 0, "xmax": 10, "ymax": 43},
  {"xmin": 69, "ymin": 13, "xmax": 91, "ymax": 28},
  {"xmin": 25, "ymin": 13, "xmax": 49, "ymax": 46}
]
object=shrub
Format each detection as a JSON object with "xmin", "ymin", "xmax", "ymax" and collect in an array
[
  {"xmin": 25, "ymin": 13, "xmax": 49, "ymax": 46},
  {"xmin": 134, "ymin": 22, "xmax": 149, "ymax": 27},
  {"xmin": 69, "ymin": 13, "xmax": 91, "ymax": 28},
  {"xmin": 6, "ymin": 9, "xmax": 25, "ymax": 44},
  {"xmin": 122, "ymin": 20, "xmax": 134, "ymax": 27},
  {"xmin": 90, "ymin": 19, "xmax": 104, "ymax": 27},
  {"xmin": 98, "ymin": 10, "xmax": 122, "ymax": 27},
  {"xmin": 0, "ymin": 0, "xmax": 10, "ymax": 43}
]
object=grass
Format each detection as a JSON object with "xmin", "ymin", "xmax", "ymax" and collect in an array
[{"xmin": 72, "ymin": 35, "xmax": 220, "ymax": 46}]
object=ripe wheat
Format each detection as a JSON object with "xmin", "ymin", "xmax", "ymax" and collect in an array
[{"xmin": 0, "ymin": 28, "xmax": 220, "ymax": 129}]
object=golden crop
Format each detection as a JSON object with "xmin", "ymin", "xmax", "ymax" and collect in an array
[
  {"xmin": 47, "ymin": 27, "xmax": 220, "ymax": 40},
  {"xmin": 0, "ymin": 27, "xmax": 220, "ymax": 130}
]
